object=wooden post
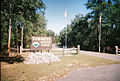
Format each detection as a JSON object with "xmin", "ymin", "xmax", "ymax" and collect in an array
[
  {"xmin": 115, "ymin": 46, "xmax": 118, "ymax": 54},
  {"xmin": 8, "ymin": 19, "xmax": 12, "ymax": 54},
  {"xmin": 48, "ymin": 49, "xmax": 49, "ymax": 53},
  {"xmin": 20, "ymin": 46, "xmax": 22, "ymax": 54},
  {"xmin": 103, "ymin": 47, "xmax": 105, "ymax": 53},
  {"xmin": 77, "ymin": 45, "xmax": 80, "ymax": 54},
  {"xmin": 41, "ymin": 50, "xmax": 42, "ymax": 53},
  {"xmin": 63, "ymin": 46, "xmax": 65, "ymax": 56}
]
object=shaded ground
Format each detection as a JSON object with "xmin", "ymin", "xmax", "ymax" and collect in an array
[{"xmin": 0, "ymin": 54, "xmax": 24, "ymax": 64}]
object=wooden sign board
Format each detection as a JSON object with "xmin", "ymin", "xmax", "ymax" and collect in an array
[{"xmin": 30, "ymin": 36, "xmax": 52, "ymax": 50}]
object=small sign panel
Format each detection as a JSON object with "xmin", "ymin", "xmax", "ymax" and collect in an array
[
  {"xmin": 30, "ymin": 36, "xmax": 52, "ymax": 50},
  {"xmin": 32, "ymin": 42, "xmax": 39, "ymax": 48}
]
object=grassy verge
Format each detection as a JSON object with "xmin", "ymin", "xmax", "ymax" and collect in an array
[
  {"xmin": 50, "ymin": 50, "xmax": 63, "ymax": 52},
  {"xmin": 1, "ymin": 54, "xmax": 120, "ymax": 81}
]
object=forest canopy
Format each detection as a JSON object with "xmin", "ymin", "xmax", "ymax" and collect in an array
[
  {"xmin": 1, "ymin": 0, "xmax": 54, "ymax": 54},
  {"xmin": 59, "ymin": 0, "xmax": 120, "ymax": 53}
]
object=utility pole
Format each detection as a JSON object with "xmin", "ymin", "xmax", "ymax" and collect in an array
[
  {"xmin": 64, "ymin": 8, "xmax": 67, "ymax": 49},
  {"xmin": 99, "ymin": 13, "xmax": 102, "ymax": 52},
  {"xmin": 8, "ymin": 19, "xmax": 11, "ymax": 54},
  {"xmin": 65, "ymin": 26, "xmax": 67, "ymax": 49}
]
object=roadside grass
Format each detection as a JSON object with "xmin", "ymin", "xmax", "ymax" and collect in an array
[
  {"xmin": 21, "ymin": 53, "xmax": 76, "ymax": 58},
  {"xmin": 1, "ymin": 54, "xmax": 120, "ymax": 81},
  {"xmin": 50, "ymin": 50, "xmax": 63, "ymax": 52},
  {"xmin": 117, "ymin": 54, "xmax": 120, "ymax": 56}
]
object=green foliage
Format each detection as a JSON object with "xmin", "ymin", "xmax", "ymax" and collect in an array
[
  {"xmin": 54, "ymin": 34, "xmax": 60, "ymax": 44},
  {"xmin": 1, "ymin": 0, "xmax": 47, "ymax": 54},
  {"xmin": 59, "ymin": 14, "xmax": 90, "ymax": 49},
  {"xmin": 59, "ymin": 0, "xmax": 120, "ymax": 53},
  {"xmin": 86, "ymin": 0, "xmax": 120, "ymax": 51},
  {"xmin": 46, "ymin": 29, "xmax": 55, "ymax": 37}
]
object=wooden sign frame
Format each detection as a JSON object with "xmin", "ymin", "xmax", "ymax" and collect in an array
[{"xmin": 30, "ymin": 36, "xmax": 52, "ymax": 50}]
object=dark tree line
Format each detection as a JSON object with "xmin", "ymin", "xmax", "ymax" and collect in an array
[
  {"xmin": 59, "ymin": 0, "xmax": 120, "ymax": 53},
  {"xmin": 1, "ymin": 0, "xmax": 55, "ymax": 54}
]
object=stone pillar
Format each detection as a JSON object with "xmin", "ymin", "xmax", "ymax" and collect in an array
[
  {"xmin": 20, "ymin": 46, "xmax": 22, "ymax": 54},
  {"xmin": 115, "ymin": 46, "xmax": 118, "ymax": 54},
  {"xmin": 77, "ymin": 45, "xmax": 80, "ymax": 54}
]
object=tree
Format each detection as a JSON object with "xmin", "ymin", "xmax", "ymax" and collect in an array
[
  {"xmin": 59, "ymin": 27, "xmax": 66, "ymax": 47},
  {"xmin": 23, "ymin": 14, "xmax": 47, "ymax": 48},
  {"xmin": 46, "ymin": 30, "xmax": 55, "ymax": 37},
  {"xmin": 59, "ymin": 0, "xmax": 120, "ymax": 53},
  {"xmin": 1, "ymin": 0, "xmax": 46, "ymax": 54},
  {"xmin": 54, "ymin": 34, "xmax": 60, "ymax": 45},
  {"xmin": 59, "ymin": 14, "xmax": 89, "ymax": 49},
  {"xmin": 86, "ymin": 0, "xmax": 120, "ymax": 52}
]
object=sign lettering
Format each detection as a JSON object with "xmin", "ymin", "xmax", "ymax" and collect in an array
[{"xmin": 30, "ymin": 36, "xmax": 52, "ymax": 50}]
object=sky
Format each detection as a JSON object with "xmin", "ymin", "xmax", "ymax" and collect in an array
[{"xmin": 42, "ymin": 0, "xmax": 91, "ymax": 35}]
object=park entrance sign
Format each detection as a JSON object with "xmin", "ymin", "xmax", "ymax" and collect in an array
[{"xmin": 30, "ymin": 36, "xmax": 52, "ymax": 50}]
